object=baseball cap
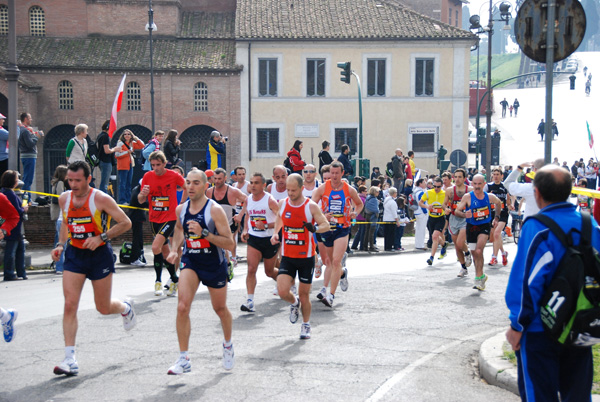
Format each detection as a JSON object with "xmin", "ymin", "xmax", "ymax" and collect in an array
[
  {"xmin": 0, "ymin": 113, "xmax": 5, "ymax": 119},
  {"xmin": 205, "ymin": 169, "xmax": 214, "ymax": 178}
]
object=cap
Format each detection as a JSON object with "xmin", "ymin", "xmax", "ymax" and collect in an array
[
  {"xmin": 205, "ymin": 169, "xmax": 214, "ymax": 178},
  {"xmin": 0, "ymin": 113, "xmax": 5, "ymax": 119},
  {"xmin": 526, "ymin": 171, "xmax": 536, "ymax": 180}
]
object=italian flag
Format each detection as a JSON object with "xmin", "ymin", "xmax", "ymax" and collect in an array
[
  {"xmin": 588, "ymin": 120, "xmax": 594, "ymax": 149},
  {"xmin": 108, "ymin": 74, "xmax": 127, "ymax": 138}
]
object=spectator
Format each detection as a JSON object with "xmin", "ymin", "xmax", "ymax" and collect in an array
[
  {"xmin": 571, "ymin": 160, "xmax": 580, "ymax": 178},
  {"xmin": 163, "ymin": 129, "xmax": 182, "ymax": 169},
  {"xmin": 561, "ymin": 161, "xmax": 569, "ymax": 171},
  {"xmin": 0, "ymin": 113, "xmax": 8, "ymax": 178},
  {"xmin": 404, "ymin": 156, "xmax": 413, "ymax": 181},
  {"xmin": 537, "ymin": 119, "xmax": 545, "ymax": 141},
  {"xmin": 413, "ymin": 178, "xmax": 428, "ymax": 250},
  {"xmin": 17, "ymin": 112, "xmax": 43, "ymax": 200},
  {"xmin": 370, "ymin": 167, "xmax": 381, "ymax": 181},
  {"xmin": 383, "ymin": 187, "xmax": 399, "ymax": 251},
  {"xmin": 1, "ymin": 170, "xmax": 27, "ymax": 280},
  {"xmin": 287, "ymin": 140, "xmax": 306, "ymax": 174},
  {"xmin": 391, "ymin": 149, "xmax": 405, "ymax": 192},
  {"xmin": 350, "ymin": 185, "xmax": 368, "ymax": 251},
  {"xmin": 128, "ymin": 182, "xmax": 148, "ymax": 266},
  {"xmin": 318, "ymin": 140, "xmax": 333, "ymax": 178},
  {"xmin": 65, "ymin": 124, "xmax": 89, "ymax": 164},
  {"xmin": 96, "ymin": 120, "xmax": 118, "ymax": 194},
  {"xmin": 115, "ymin": 129, "xmax": 145, "ymax": 205},
  {"xmin": 500, "ymin": 98, "xmax": 509, "ymax": 118},
  {"xmin": 337, "ymin": 144, "xmax": 353, "ymax": 178},
  {"xmin": 50, "ymin": 165, "xmax": 68, "ymax": 274},
  {"xmin": 395, "ymin": 195, "xmax": 410, "ymax": 251},
  {"xmin": 142, "ymin": 130, "xmax": 164, "ymax": 171},
  {"xmin": 513, "ymin": 98, "xmax": 520, "ymax": 117},
  {"xmin": 585, "ymin": 159, "xmax": 597, "ymax": 189},
  {"xmin": 206, "ymin": 130, "xmax": 226, "ymax": 170},
  {"xmin": 408, "ymin": 151, "xmax": 417, "ymax": 177},
  {"xmin": 552, "ymin": 121, "xmax": 559, "ymax": 139},
  {"xmin": 363, "ymin": 186, "xmax": 380, "ymax": 253}
]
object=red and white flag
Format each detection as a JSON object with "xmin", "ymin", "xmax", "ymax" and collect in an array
[
  {"xmin": 587, "ymin": 120, "xmax": 594, "ymax": 149},
  {"xmin": 108, "ymin": 74, "xmax": 127, "ymax": 138}
]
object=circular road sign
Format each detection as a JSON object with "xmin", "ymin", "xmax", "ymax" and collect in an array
[{"xmin": 450, "ymin": 149, "xmax": 467, "ymax": 167}]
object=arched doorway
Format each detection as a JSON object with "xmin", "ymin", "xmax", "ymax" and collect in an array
[
  {"xmin": 110, "ymin": 124, "xmax": 152, "ymax": 188},
  {"xmin": 44, "ymin": 124, "xmax": 74, "ymax": 192},
  {"xmin": 180, "ymin": 124, "xmax": 217, "ymax": 172}
]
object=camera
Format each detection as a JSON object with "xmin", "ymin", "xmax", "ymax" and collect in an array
[{"xmin": 224, "ymin": 136, "xmax": 228, "ymax": 142}]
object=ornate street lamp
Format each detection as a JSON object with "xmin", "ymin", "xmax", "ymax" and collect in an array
[{"xmin": 145, "ymin": 0, "xmax": 157, "ymax": 134}]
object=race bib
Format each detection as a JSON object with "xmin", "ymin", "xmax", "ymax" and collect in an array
[
  {"xmin": 472, "ymin": 207, "xmax": 490, "ymax": 221},
  {"xmin": 185, "ymin": 234, "xmax": 211, "ymax": 254},
  {"xmin": 250, "ymin": 216, "xmax": 267, "ymax": 231},
  {"xmin": 430, "ymin": 203, "xmax": 444, "ymax": 217},
  {"xmin": 283, "ymin": 225, "xmax": 308, "ymax": 246},
  {"xmin": 151, "ymin": 196, "xmax": 170, "ymax": 212},
  {"xmin": 68, "ymin": 216, "xmax": 96, "ymax": 240}
]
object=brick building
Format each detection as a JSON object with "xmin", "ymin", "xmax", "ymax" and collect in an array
[
  {"xmin": 396, "ymin": 0, "xmax": 467, "ymax": 28},
  {"xmin": 0, "ymin": 0, "xmax": 242, "ymax": 193}
]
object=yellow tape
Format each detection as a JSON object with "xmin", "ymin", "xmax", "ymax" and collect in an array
[
  {"xmin": 571, "ymin": 187, "xmax": 600, "ymax": 199},
  {"xmin": 21, "ymin": 190, "xmax": 149, "ymax": 211}
]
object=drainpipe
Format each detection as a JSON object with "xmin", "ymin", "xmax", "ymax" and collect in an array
[{"xmin": 248, "ymin": 42, "xmax": 252, "ymax": 162}]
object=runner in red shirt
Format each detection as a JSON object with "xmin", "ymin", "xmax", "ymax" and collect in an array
[{"xmin": 138, "ymin": 151, "xmax": 187, "ymax": 297}]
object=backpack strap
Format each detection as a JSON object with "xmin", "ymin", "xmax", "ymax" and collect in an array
[
  {"xmin": 528, "ymin": 213, "xmax": 571, "ymax": 248},
  {"xmin": 581, "ymin": 212, "xmax": 592, "ymax": 246}
]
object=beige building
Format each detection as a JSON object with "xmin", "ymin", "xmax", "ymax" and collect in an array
[{"xmin": 235, "ymin": 0, "xmax": 476, "ymax": 177}]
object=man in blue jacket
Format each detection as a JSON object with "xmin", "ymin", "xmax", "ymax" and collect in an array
[
  {"xmin": 206, "ymin": 130, "xmax": 226, "ymax": 170},
  {"xmin": 505, "ymin": 164, "xmax": 600, "ymax": 401},
  {"xmin": 337, "ymin": 144, "xmax": 353, "ymax": 178}
]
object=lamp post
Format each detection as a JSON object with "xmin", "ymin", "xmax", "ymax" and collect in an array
[
  {"xmin": 146, "ymin": 0, "xmax": 157, "ymax": 135},
  {"xmin": 469, "ymin": 15, "xmax": 484, "ymax": 169}
]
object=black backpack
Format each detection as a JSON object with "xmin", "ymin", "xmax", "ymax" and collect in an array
[
  {"xmin": 85, "ymin": 136, "xmax": 100, "ymax": 168},
  {"xmin": 530, "ymin": 212, "xmax": 600, "ymax": 347},
  {"xmin": 119, "ymin": 242, "xmax": 134, "ymax": 264},
  {"xmin": 283, "ymin": 156, "xmax": 292, "ymax": 171}
]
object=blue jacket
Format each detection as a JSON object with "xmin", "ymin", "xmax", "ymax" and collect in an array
[
  {"xmin": 0, "ymin": 128, "xmax": 8, "ymax": 162},
  {"xmin": 0, "ymin": 188, "xmax": 24, "ymax": 240},
  {"xmin": 142, "ymin": 139, "xmax": 159, "ymax": 171},
  {"xmin": 505, "ymin": 202, "xmax": 600, "ymax": 333},
  {"xmin": 337, "ymin": 152, "xmax": 353, "ymax": 176},
  {"xmin": 206, "ymin": 139, "xmax": 225, "ymax": 170}
]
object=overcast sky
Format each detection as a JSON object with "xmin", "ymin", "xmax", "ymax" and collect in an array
[{"xmin": 466, "ymin": 0, "xmax": 515, "ymax": 24}]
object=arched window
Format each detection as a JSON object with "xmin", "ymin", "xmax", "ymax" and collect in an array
[
  {"xmin": 126, "ymin": 82, "xmax": 141, "ymax": 111},
  {"xmin": 29, "ymin": 6, "xmax": 45, "ymax": 37},
  {"xmin": 194, "ymin": 82, "xmax": 208, "ymax": 112},
  {"xmin": 58, "ymin": 81, "xmax": 73, "ymax": 110},
  {"xmin": 0, "ymin": 5, "xmax": 8, "ymax": 36}
]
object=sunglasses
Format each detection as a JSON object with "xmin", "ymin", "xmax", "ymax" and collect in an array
[
  {"xmin": 433, "ymin": 185, "xmax": 442, "ymax": 189},
  {"xmin": 303, "ymin": 170, "xmax": 316, "ymax": 173}
]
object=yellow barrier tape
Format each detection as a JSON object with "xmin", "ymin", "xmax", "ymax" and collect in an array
[
  {"xmin": 571, "ymin": 187, "xmax": 600, "ymax": 199},
  {"xmin": 21, "ymin": 190, "xmax": 149, "ymax": 211}
]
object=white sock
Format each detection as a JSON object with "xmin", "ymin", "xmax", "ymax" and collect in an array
[
  {"xmin": 121, "ymin": 302, "xmax": 131, "ymax": 316},
  {"xmin": 223, "ymin": 339, "xmax": 232, "ymax": 348},
  {"xmin": 303, "ymin": 321, "xmax": 310, "ymax": 326},
  {"xmin": 180, "ymin": 351, "xmax": 188, "ymax": 359},
  {"xmin": 65, "ymin": 346, "xmax": 76, "ymax": 359},
  {"xmin": 292, "ymin": 296, "xmax": 299, "ymax": 306},
  {"xmin": 247, "ymin": 294, "xmax": 254, "ymax": 301},
  {"xmin": 0, "ymin": 308, "xmax": 8, "ymax": 323},
  {"xmin": 320, "ymin": 286, "xmax": 327, "ymax": 294}
]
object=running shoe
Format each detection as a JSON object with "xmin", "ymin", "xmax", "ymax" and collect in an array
[
  {"xmin": 167, "ymin": 355, "xmax": 191, "ymax": 375},
  {"xmin": 473, "ymin": 274, "xmax": 488, "ymax": 291},
  {"xmin": 166, "ymin": 282, "xmax": 178, "ymax": 297},
  {"xmin": 427, "ymin": 257, "xmax": 433, "ymax": 266},
  {"xmin": 231, "ymin": 256, "xmax": 238, "ymax": 267},
  {"xmin": 131, "ymin": 258, "xmax": 146, "ymax": 267},
  {"xmin": 2, "ymin": 309, "xmax": 17, "ymax": 342},
  {"xmin": 502, "ymin": 251, "xmax": 509, "ymax": 267},
  {"xmin": 438, "ymin": 244, "xmax": 447, "ymax": 260},
  {"xmin": 300, "ymin": 323, "xmax": 311, "ymax": 340},
  {"xmin": 154, "ymin": 281, "xmax": 163, "ymax": 296},
  {"xmin": 289, "ymin": 300, "xmax": 300, "ymax": 324},
  {"xmin": 342, "ymin": 252, "xmax": 348, "ymax": 268},
  {"xmin": 241, "ymin": 299, "xmax": 255, "ymax": 313},
  {"xmin": 316, "ymin": 287, "xmax": 327, "ymax": 300},
  {"xmin": 227, "ymin": 262, "xmax": 234, "ymax": 282},
  {"xmin": 320, "ymin": 294, "xmax": 334, "ymax": 308},
  {"xmin": 272, "ymin": 286, "xmax": 279, "ymax": 296},
  {"xmin": 464, "ymin": 252, "xmax": 472, "ymax": 268},
  {"xmin": 488, "ymin": 257, "xmax": 498, "ymax": 267},
  {"xmin": 457, "ymin": 268, "xmax": 468, "ymax": 278},
  {"xmin": 315, "ymin": 256, "xmax": 323, "ymax": 279},
  {"xmin": 54, "ymin": 357, "xmax": 79, "ymax": 376},
  {"xmin": 223, "ymin": 344, "xmax": 235, "ymax": 370},
  {"xmin": 340, "ymin": 267, "xmax": 349, "ymax": 292},
  {"xmin": 164, "ymin": 278, "xmax": 172, "ymax": 290},
  {"xmin": 122, "ymin": 298, "xmax": 137, "ymax": 331}
]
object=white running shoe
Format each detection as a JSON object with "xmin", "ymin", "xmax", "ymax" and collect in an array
[
  {"xmin": 240, "ymin": 299, "xmax": 255, "ymax": 313},
  {"xmin": 2, "ymin": 309, "xmax": 17, "ymax": 343},
  {"xmin": 464, "ymin": 253, "xmax": 472, "ymax": 268},
  {"xmin": 320, "ymin": 294, "xmax": 334, "ymax": 308},
  {"xmin": 166, "ymin": 282, "xmax": 178, "ymax": 297},
  {"xmin": 272, "ymin": 286, "xmax": 279, "ymax": 296},
  {"xmin": 223, "ymin": 344, "xmax": 235, "ymax": 370},
  {"xmin": 154, "ymin": 282, "xmax": 163, "ymax": 296},
  {"xmin": 315, "ymin": 256, "xmax": 323, "ymax": 279},
  {"xmin": 457, "ymin": 268, "xmax": 468, "ymax": 278},
  {"xmin": 167, "ymin": 355, "xmax": 191, "ymax": 375},
  {"xmin": 130, "ymin": 259, "xmax": 146, "ymax": 267},
  {"xmin": 289, "ymin": 300, "xmax": 300, "ymax": 324},
  {"xmin": 122, "ymin": 298, "xmax": 137, "ymax": 331},
  {"xmin": 54, "ymin": 357, "xmax": 79, "ymax": 376},
  {"xmin": 340, "ymin": 267, "xmax": 349, "ymax": 292},
  {"xmin": 342, "ymin": 252, "xmax": 348, "ymax": 268},
  {"xmin": 316, "ymin": 287, "xmax": 327, "ymax": 300},
  {"xmin": 300, "ymin": 323, "xmax": 311, "ymax": 340},
  {"xmin": 473, "ymin": 274, "xmax": 488, "ymax": 291}
]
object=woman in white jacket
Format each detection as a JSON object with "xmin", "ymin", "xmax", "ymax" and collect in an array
[
  {"xmin": 413, "ymin": 179, "xmax": 429, "ymax": 250},
  {"xmin": 383, "ymin": 187, "xmax": 399, "ymax": 251}
]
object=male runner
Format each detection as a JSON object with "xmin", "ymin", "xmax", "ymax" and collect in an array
[
  {"xmin": 270, "ymin": 174, "xmax": 329, "ymax": 339},
  {"xmin": 0, "ymin": 193, "xmax": 21, "ymax": 343},
  {"xmin": 485, "ymin": 167, "xmax": 510, "ymax": 266},
  {"xmin": 139, "ymin": 151, "xmax": 187, "ymax": 297},
  {"xmin": 232, "ymin": 166, "xmax": 250, "ymax": 265},
  {"xmin": 206, "ymin": 168, "xmax": 247, "ymax": 269},
  {"xmin": 267, "ymin": 165, "xmax": 289, "ymax": 201},
  {"xmin": 311, "ymin": 161, "xmax": 363, "ymax": 307},
  {"xmin": 439, "ymin": 171, "xmax": 453, "ymax": 258},
  {"xmin": 302, "ymin": 164, "xmax": 320, "ymax": 199},
  {"xmin": 419, "ymin": 177, "xmax": 447, "ymax": 265},
  {"xmin": 442, "ymin": 168, "xmax": 473, "ymax": 277},
  {"xmin": 240, "ymin": 173, "xmax": 280, "ymax": 312},
  {"xmin": 455, "ymin": 174, "xmax": 502, "ymax": 290},
  {"xmin": 314, "ymin": 164, "xmax": 332, "ymax": 279},
  {"xmin": 52, "ymin": 161, "xmax": 135, "ymax": 376},
  {"xmin": 166, "ymin": 169, "xmax": 235, "ymax": 374}
]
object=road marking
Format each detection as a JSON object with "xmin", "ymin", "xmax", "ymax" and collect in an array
[{"xmin": 366, "ymin": 327, "xmax": 504, "ymax": 402}]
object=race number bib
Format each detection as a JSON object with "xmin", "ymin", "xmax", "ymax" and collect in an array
[
  {"xmin": 68, "ymin": 216, "xmax": 96, "ymax": 240},
  {"xmin": 185, "ymin": 234, "xmax": 211, "ymax": 254},
  {"xmin": 283, "ymin": 225, "xmax": 308, "ymax": 246},
  {"xmin": 151, "ymin": 196, "xmax": 170, "ymax": 212},
  {"xmin": 472, "ymin": 207, "xmax": 490, "ymax": 221}
]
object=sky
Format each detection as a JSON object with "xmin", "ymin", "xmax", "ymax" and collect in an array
[{"xmin": 466, "ymin": 0, "xmax": 515, "ymax": 25}]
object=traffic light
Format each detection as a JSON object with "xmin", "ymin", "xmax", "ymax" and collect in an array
[{"xmin": 337, "ymin": 62, "xmax": 351, "ymax": 84}]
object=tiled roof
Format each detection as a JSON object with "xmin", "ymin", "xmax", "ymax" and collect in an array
[
  {"xmin": 236, "ymin": 0, "xmax": 475, "ymax": 40},
  {"xmin": 0, "ymin": 37, "xmax": 241, "ymax": 72},
  {"xmin": 179, "ymin": 12, "xmax": 236, "ymax": 39}
]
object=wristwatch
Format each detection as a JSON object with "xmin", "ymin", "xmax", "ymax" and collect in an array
[
  {"xmin": 100, "ymin": 232, "xmax": 109, "ymax": 242},
  {"xmin": 201, "ymin": 228, "xmax": 210, "ymax": 238}
]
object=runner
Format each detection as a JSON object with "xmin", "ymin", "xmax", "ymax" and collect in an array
[
  {"xmin": 165, "ymin": 169, "xmax": 235, "ymax": 374},
  {"xmin": 485, "ymin": 167, "xmax": 510, "ymax": 267},
  {"xmin": 0, "ymin": 193, "xmax": 21, "ymax": 343},
  {"xmin": 442, "ymin": 168, "xmax": 473, "ymax": 277},
  {"xmin": 314, "ymin": 164, "xmax": 332, "ymax": 279},
  {"xmin": 302, "ymin": 164, "xmax": 320, "ymax": 199},
  {"xmin": 138, "ymin": 151, "xmax": 187, "ymax": 297},
  {"xmin": 311, "ymin": 161, "xmax": 363, "ymax": 308},
  {"xmin": 419, "ymin": 177, "xmax": 447, "ymax": 265},
  {"xmin": 270, "ymin": 174, "xmax": 329, "ymax": 339},
  {"xmin": 52, "ymin": 161, "xmax": 135, "ymax": 376},
  {"xmin": 454, "ymin": 174, "xmax": 502, "ymax": 290},
  {"xmin": 231, "ymin": 166, "xmax": 250, "ymax": 265},
  {"xmin": 240, "ymin": 172, "xmax": 280, "ymax": 313},
  {"xmin": 267, "ymin": 165, "xmax": 289, "ymax": 201}
]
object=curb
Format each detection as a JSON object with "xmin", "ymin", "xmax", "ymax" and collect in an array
[{"xmin": 479, "ymin": 332, "xmax": 519, "ymax": 396}]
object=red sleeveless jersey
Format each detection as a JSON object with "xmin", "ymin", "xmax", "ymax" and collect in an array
[
  {"xmin": 63, "ymin": 189, "xmax": 107, "ymax": 249},
  {"xmin": 279, "ymin": 198, "xmax": 316, "ymax": 258}
]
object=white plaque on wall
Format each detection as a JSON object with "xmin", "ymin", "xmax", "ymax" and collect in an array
[{"xmin": 295, "ymin": 124, "xmax": 319, "ymax": 138}]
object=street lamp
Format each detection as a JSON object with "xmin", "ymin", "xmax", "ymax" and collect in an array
[
  {"xmin": 469, "ymin": 15, "xmax": 486, "ymax": 169},
  {"xmin": 145, "ymin": 0, "xmax": 157, "ymax": 135}
]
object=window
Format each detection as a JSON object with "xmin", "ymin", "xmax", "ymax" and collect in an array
[
  {"xmin": 259, "ymin": 59, "xmax": 277, "ymax": 97},
  {"xmin": 307, "ymin": 59, "xmax": 325, "ymax": 97},
  {"xmin": 0, "ymin": 5, "xmax": 8, "ymax": 35},
  {"xmin": 126, "ymin": 82, "xmax": 141, "ymax": 111},
  {"xmin": 415, "ymin": 58, "xmax": 434, "ymax": 97},
  {"xmin": 334, "ymin": 128, "xmax": 357, "ymax": 156},
  {"xmin": 456, "ymin": 10, "xmax": 459, "ymax": 27},
  {"xmin": 194, "ymin": 82, "xmax": 208, "ymax": 111},
  {"xmin": 449, "ymin": 8, "xmax": 452, "ymax": 24},
  {"xmin": 256, "ymin": 128, "xmax": 279, "ymax": 153},
  {"xmin": 58, "ymin": 81, "xmax": 73, "ymax": 110},
  {"xmin": 29, "ymin": 6, "xmax": 45, "ymax": 37},
  {"xmin": 409, "ymin": 127, "xmax": 438, "ymax": 153},
  {"xmin": 367, "ymin": 59, "xmax": 386, "ymax": 97}
]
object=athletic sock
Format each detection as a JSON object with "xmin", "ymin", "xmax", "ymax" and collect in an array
[
  {"xmin": 292, "ymin": 296, "xmax": 299, "ymax": 306},
  {"xmin": 464, "ymin": 251, "xmax": 471, "ymax": 256},
  {"xmin": 491, "ymin": 255, "xmax": 496, "ymax": 259},
  {"xmin": 165, "ymin": 262, "xmax": 178, "ymax": 283},
  {"xmin": 247, "ymin": 294, "xmax": 254, "ymax": 301},
  {"xmin": 224, "ymin": 339, "xmax": 232, "ymax": 348},
  {"xmin": 303, "ymin": 321, "xmax": 310, "ymax": 326},
  {"xmin": 320, "ymin": 286, "xmax": 327, "ymax": 294},
  {"xmin": 65, "ymin": 346, "xmax": 76, "ymax": 359},
  {"xmin": 121, "ymin": 301, "xmax": 131, "ymax": 316},
  {"xmin": 0, "ymin": 308, "xmax": 7, "ymax": 323},
  {"xmin": 461, "ymin": 263, "xmax": 467, "ymax": 269},
  {"xmin": 180, "ymin": 351, "xmax": 189, "ymax": 359},
  {"xmin": 154, "ymin": 253, "xmax": 164, "ymax": 282}
]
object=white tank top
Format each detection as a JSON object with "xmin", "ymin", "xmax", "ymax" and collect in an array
[
  {"xmin": 302, "ymin": 180, "xmax": 320, "ymax": 199},
  {"xmin": 270, "ymin": 185, "xmax": 288, "ymax": 201},
  {"xmin": 235, "ymin": 181, "xmax": 250, "ymax": 213},
  {"xmin": 247, "ymin": 192, "xmax": 276, "ymax": 238}
]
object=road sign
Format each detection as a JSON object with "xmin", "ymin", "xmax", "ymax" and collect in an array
[
  {"xmin": 450, "ymin": 149, "xmax": 467, "ymax": 167},
  {"xmin": 514, "ymin": 0, "xmax": 586, "ymax": 63}
]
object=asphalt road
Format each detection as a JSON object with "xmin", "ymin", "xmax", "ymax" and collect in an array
[{"xmin": 0, "ymin": 242, "xmax": 520, "ymax": 402}]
